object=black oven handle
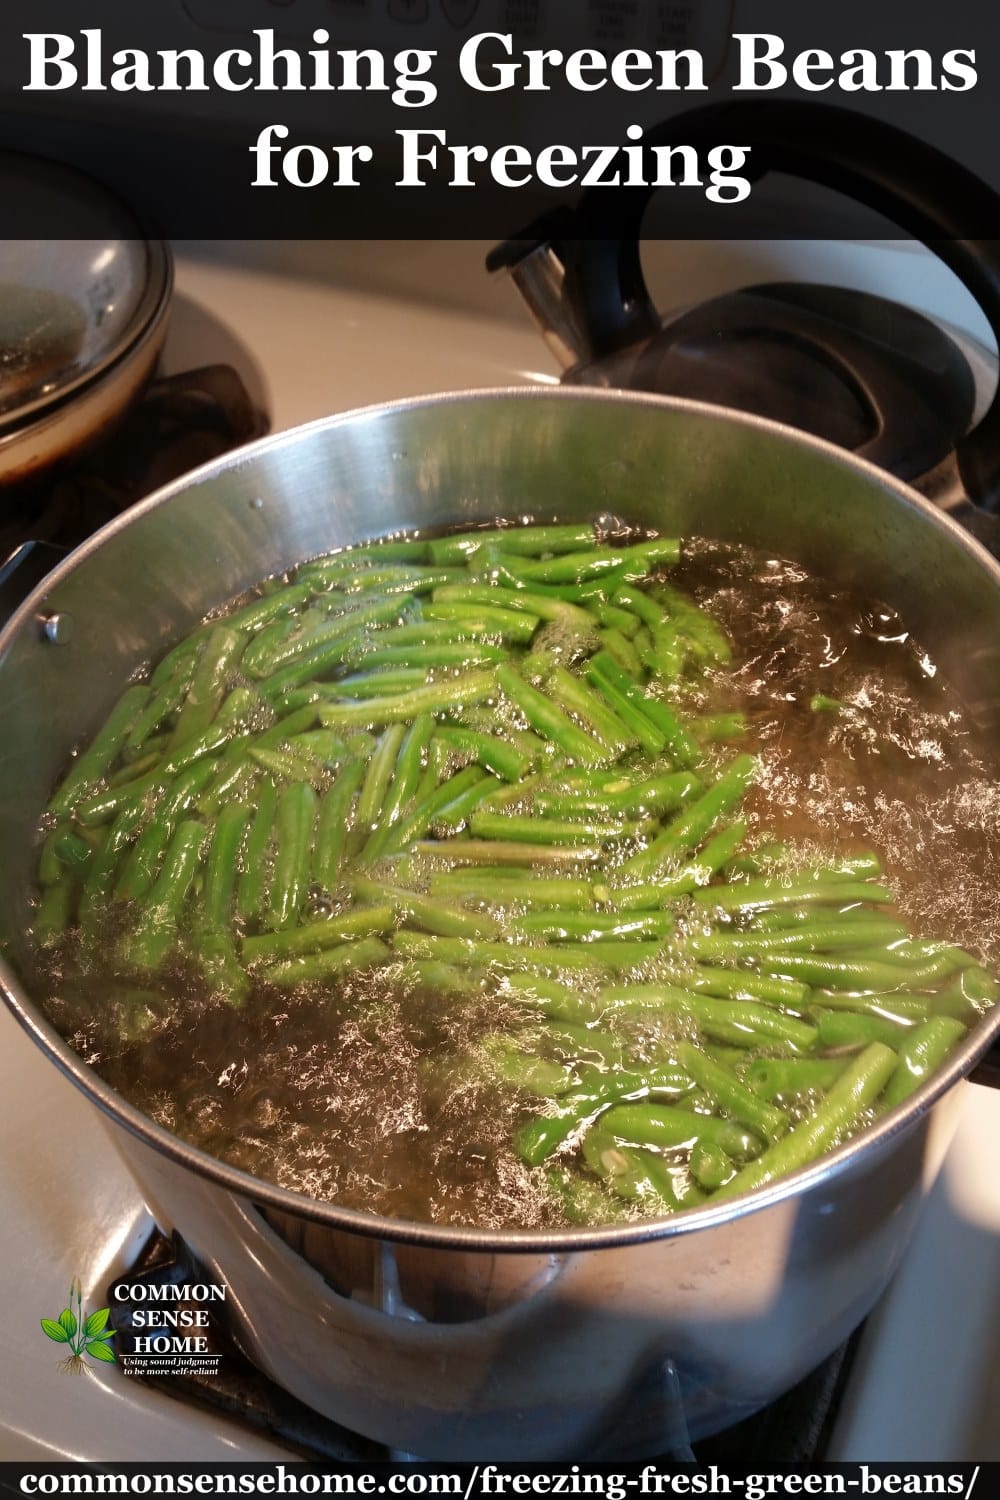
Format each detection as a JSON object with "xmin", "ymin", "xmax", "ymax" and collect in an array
[{"xmin": 565, "ymin": 100, "xmax": 1000, "ymax": 514}]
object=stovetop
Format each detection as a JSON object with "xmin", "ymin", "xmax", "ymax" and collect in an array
[{"xmin": 1, "ymin": 244, "xmax": 998, "ymax": 1463}]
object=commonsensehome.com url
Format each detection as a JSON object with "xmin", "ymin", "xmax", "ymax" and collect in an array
[{"xmin": 12, "ymin": 1468, "xmax": 982, "ymax": 1500}]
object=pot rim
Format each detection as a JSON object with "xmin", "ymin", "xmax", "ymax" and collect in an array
[{"xmin": 2, "ymin": 383, "xmax": 998, "ymax": 1253}]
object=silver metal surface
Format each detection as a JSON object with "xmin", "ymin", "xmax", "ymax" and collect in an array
[
  {"xmin": 40, "ymin": 612, "xmax": 73, "ymax": 645},
  {"xmin": 0, "ymin": 389, "xmax": 998, "ymax": 1457}
]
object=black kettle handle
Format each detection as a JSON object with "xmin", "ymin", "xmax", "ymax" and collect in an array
[{"xmin": 567, "ymin": 100, "xmax": 1000, "ymax": 512}]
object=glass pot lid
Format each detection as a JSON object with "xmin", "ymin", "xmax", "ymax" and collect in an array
[{"xmin": 0, "ymin": 155, "xmax": 170, "ymax": 432}]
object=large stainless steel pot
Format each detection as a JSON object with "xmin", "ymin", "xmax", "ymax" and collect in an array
[{"xmin": 1, "ymin": 389, "xmax": 998, "ymax": 1459}]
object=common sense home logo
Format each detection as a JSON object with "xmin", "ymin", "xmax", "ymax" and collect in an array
[{"xmin": 40, "ymin": 1277, "xmax": 115, "ymax": 1372}]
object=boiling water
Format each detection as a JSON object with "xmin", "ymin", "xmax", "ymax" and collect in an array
[{"xmin": 31, "ymin": 541, "xmax": 1000, "ymax": 1230}]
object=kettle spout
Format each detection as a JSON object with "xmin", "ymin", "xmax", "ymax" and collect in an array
[{"xmin": 487, "ymin": 231, "xmax": 592, "ymax": 372}]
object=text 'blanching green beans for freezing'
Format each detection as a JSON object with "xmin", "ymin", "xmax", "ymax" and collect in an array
[{"xmin": 30, "ymin": 517, "xmax": 996, "ymax": 1230}]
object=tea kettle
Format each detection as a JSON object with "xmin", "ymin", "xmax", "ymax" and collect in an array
[{"xmin": 487, "ymin": 101, "xmax": 1000, "ymax": 523}]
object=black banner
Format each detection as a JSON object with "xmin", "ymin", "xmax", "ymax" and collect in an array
[{"xmin": 1, "ymin": 1, "xmax": 999, "ymax": 238}]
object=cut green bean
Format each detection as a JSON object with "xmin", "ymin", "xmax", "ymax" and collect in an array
[
  {"xmin": 267, "ymin": 781, "xmax": 319, "ymax": 930},
  {"xmin": 881, "ymin": 1017, "xmax": 968, "ymax": 1108},
  {"xmin": 245, "ymin": 903, "xmax": 397, "ymax": 963},
  {"xmin": 717, "ymin": 1043, "xmax": 898, "ymax": 1197},
  {"xmin": 260, "ymin": 935, "xmax": 392, "ymax": 987},
  {"xmin": 48, "ymin": 685, "xmax": 152, "ymax": 814}
]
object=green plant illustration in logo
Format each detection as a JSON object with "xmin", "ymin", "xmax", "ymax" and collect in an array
[{"xmin": 40, "ymin": 1276, "xmax": 116, "ymax": 1372}]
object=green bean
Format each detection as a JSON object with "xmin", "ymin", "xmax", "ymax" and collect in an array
[
  {"xmin": 811, "ymin": 990, "xmax": 932, "ymax": 1023},
  {"xmin": 383, "ymin": 714, "xmax": 436, "ymax": 820},
  {"xmin": 691, "ymin": 712, "xmax": 748, "ymax": 743},
  {"xmin": 169, "ymin": 626, "xmax": 245, "ymax": 749},
  {"xmin": 350, "ymin": 724, "xmax": 405, "ymax": 858},
  {"xmin": 548, "ymin": 771, "xmax": 702, "ymax": 822},
  {"xmin": 114, "ymin": 759, "xmax": 218, "ymax": 902},
  {"xmin": 503, "ymin": 970, "xmax": 605, "ymax": 1022},
  {"xmin": 48, "ymin": 685, "xmax": 152, "ymax": 814},
  {"xmin": 621, "ymin": 755, "xmax": 756, "ymax": 878},
  {"xmin": 593, "ymin": 1102, "xmax": 760, "ymax": 1160},
  {"xmin": 718, "ymin": 1043, "xmax": 899, "ymax": 1197},
  {"xmin": 34, "ymin": 878, "xmax": 77, "ymax": 946},
  {"xmin": 249, "ymin": 746, "xmax": 325, "ymax": 785},
  {"xmin": 218, "ymin": 580, "xmax": 313, "ymax": 634},
  {"xmin": 744, "ymin": 1056, "xmax": 852, "ymax": 1101},
  {"xmin": 589, "ymin": 601, "xmax": 641, "ymax": 638},
  {"xmin": 469, "ymin": 812, "xmax": 649, "ymax": 847},
  {"xmin": 512, "ymin": 909, "xmax": 675, "ymax": 942},
  {"xmin": 641, "ymin": 622, "xmax": 687, "ymax": 683},
  {"xmin": 124, "ymin": 671, "xmax": 191, "ymax": 758},
  {"xmin": 431, "ymin": 773, "xmax": 500, "ymax": 832},
  {"xmin": 480, "ymin": 1036, "xmax": 573, "ymax": 1098},
  {"xmin": 149, "ymin": 632, "xmax": 204, "ymax": 691},
  {"xmin": 348, "ymin": 641, "xmax": 507, "ymax": 672},
  {"xmin": 431, "ymin": 582, "xmax": 596, "ymax": 635},
  {"xmin": 413, "ymin": 838, "xmax": 604, "ymax": 865},
  {"xmin": 422, "ymin": 602, "xmax": 538, "ymax": 643},
  {"xmin": 814, "ymin": 1009, "xmax": 911, "ymax": 1049},
  {"xmin": 267, "ymin": 781, "xmax": 318, "ymax": 930},
  {"xmin": 582, "ymin": 663, "xmax": 665, "ymax": 756},
  {"xmin": 245, "ymin": 705, "xmax": 318, "ymax": 751},
  {"xmin": 245, "ymin": 600, "xmax": 384, "ymax": 678},
  {"xmin": 543, "ymin": 1168, "xmax": 628, "ymax": 1224},
  {"xmin": 396, "ymin": 959, "xmax": 483, "ymax": 996},
  {"xmin": 669, "ymin": 964, "xmax": 810, "ymax": 1008},
  {"xmin": 597, "ymin": 627, "xmax": 643, "ymax": 675},
  {"xmin": 601, "ymin": 983, "xmax": 818, "ymax": 1051},
  {"xmin": 609, "ymin": 821, "xmax": 749, "ymax": 910},
  {"xmin": 880, "ymin": 1017, "xmax": 968, "ymax": 1108},
  {"xmin": 260, "ymin": 935, "xmax": 392, "ymax": 987},
  {"xmin": 287, "ymin": 730, "xmax": 370, "ymax": 770},
  {"xmin": 496, "ymin": 666, "xmax": 609, "ymax": 766},
  {"xmin": 647, "ymin": 580, "xmax": 733, "ymax": 665},
  {"xmin": 755, "ymin": 953, "xmax": 942, "ymax": 992},
  {"xmin": 330, "ymin": 668, "xmax": 427, "ymax": 699},
  {"xmin": 434, "ymin": 725, "xmax": 531, "ymax": 782},
  {"xmin": 317, "ymin": 671, "xmax": 497, "ymax": 729},
  {"xmin": 236, "ymin": 779, "xmax": 278, "ymax": 924},
  {"xmin": 200, "ymin": 802, "xmax": 252, "ymax": 932},
  {"xmin": 312, "ymin": 757, "xmax": 367, "ymax": 890},
  {"xmin": 78, "ymin": 803, "xmax": 146, "ymax": 941},
  {"xmin": 430, "ymin": 871, "xmax": 596, "ymax": 908},
  {"xmin": 676, "ymin": 918, "xmax": 908, "ymax": 962},
  {"xmin": 244, "ymin": 903, "xmax": 397, "ymax": 963},
  {"xmin": 673, "ymin": 1043, "xmax": 788, "ymax": 1141},
  {"xmin": 379, "ymin": 765, "xmax": 487, "ymax": 856},
  {"xmin": 257, "ymin": 600, "xmax": 410, "ymax": 697},
  {"xmin": 542, "ymin": 666, "xmax": 639, "ymax": 755},
  {"xmin": 391, "ymin": 930, "xmax": 660, "ymax": 973},
  {"xmin": 509, "ymin": 539, "xmax": 680, "ymax": 585},
  {"xmin": 696, "ymin": 878, "xmax": 895, "ymax": 913},
  {"xmin": 515, "ymin": 1060, "xmax": 693, "ymax": 1165},
  {"xmin": 351, "ymin": 878, "xmax": 499, "ymax": 940},
  {"xmin": 427, "ymin": 523, "xmax": 596, "ymax": 565},
  {"xmin": 37, "ymin": 826, "xmax": 68, "ymax": 886},
  {"xmin": 609, "ymin": 583, "xmax": 668, "ymax": 632},
  {"xmin": 52, "ymin": 830, "xmax": 93, "ymax": 878},
  {"xmin": 689, "ymin": 1141, "xmax": 738, "ymax": 1191},
  {"xmin": 586, "ymin": 652, "xmax": 702, "ymax": 768},
  {"xmin": 126, "ymin": 820, "xmax": 206, "ymax": 971}
]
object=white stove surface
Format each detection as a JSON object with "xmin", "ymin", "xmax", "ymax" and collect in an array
[{"xmin": 2, "ymin": 245, "xmax": 998, "ymax": 1462}]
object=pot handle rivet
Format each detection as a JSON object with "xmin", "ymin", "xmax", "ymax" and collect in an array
[{"xmin": 39, "ymin": 612, "xmax": 73, "ymax": 645}]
